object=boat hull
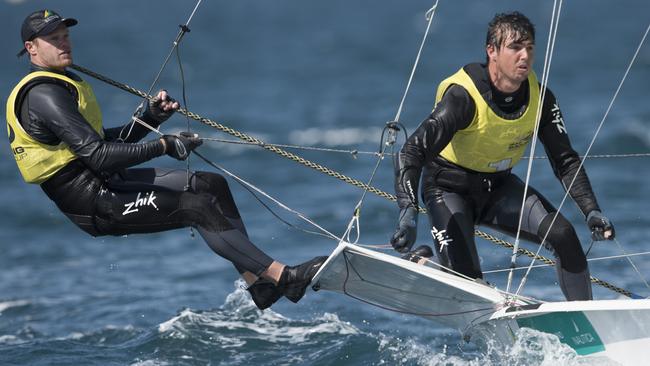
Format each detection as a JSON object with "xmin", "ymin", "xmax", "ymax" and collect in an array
[{"xmin": 468, "ymin": 299, "xmax": 650, "ymax": 364}]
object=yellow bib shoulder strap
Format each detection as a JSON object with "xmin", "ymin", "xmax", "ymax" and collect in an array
[
  {"xmin": 434, "ymin": 67, "xmax": 540, "ymax": 173},
  {"xmin": 6, "ymin": 70, "xmax": 103, "ymax": 183}
]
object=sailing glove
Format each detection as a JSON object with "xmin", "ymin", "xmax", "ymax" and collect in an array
[
  {"xmin": 143, "ymin": 90, "xmax": 178, "ymax": 123},
  {"xmin": 586, "ymin": 210, "xmax": 615, "ymax": 241},
  {"xmin": 391, "ymin": 207, "xmax": 418, "ymax": 253},
  {"xmin": 162, "ymin": 132, "xmax": 202, "ymax": 160}
]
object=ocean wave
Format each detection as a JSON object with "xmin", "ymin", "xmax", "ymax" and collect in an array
[
  {"xmin": 0, "ymin": 335, "xmax": 22, "ymax": 345},
  {"xmin": 289, "ymin": 127, "xmax": 384, "ymax": 147},
  {"xmin": 0, "ymin": 299, "xmax": 30, "ymax": 313},
  {"xmin": 374, "ymin": 327, "xmax": 616, "ymax": 366},
  {"xmin": 158, "ymin": 280, "xmax": 359, "ymax": 346},
  {"xmin": 617, "ymin": 117, "xmax": 650, "ymax": 149}
]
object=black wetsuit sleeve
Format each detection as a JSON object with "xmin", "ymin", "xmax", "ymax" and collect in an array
[
  {"xmin": 25, "ymin": 82, "xmax": 165, "ymax": 174},
  {"xmin": 538, "ymin": 88, "xmax": 600, "ymax": 216},
  {"xmin": 395, "ymin": 85, "xmax": 475, "ymax": 209}
]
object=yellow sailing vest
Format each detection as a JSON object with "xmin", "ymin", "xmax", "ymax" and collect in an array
[
  {"xmin": 435, "ymin": 68, "xmax": 540, "ymax": 172},
  {"xmin": 6, "ymin": 71, "xmax": 103, "ymax": 183}
]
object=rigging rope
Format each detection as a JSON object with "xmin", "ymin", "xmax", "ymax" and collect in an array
[
  {"xmin": 72, "ymin": 62, "xmax": 401, "ymax": 200},
  {"xmin": 475, "ymin": 231, "xmax": 639, "ymax": 298},
  {"xmin": 507, "ymin": 0, "xmax": 563, "ymax": 296},
  {"xmin": 339, "ymin": 0, "xmax": 440, "ymax": 244},
  {"xmin": 69, "ymin": 63, "xmax": 638, "ymax": 299},
  {"xmin": 614, "ymin": 238, "xmax": 650, "ymax": 295},
  {"xmin": 484, "ymin": 250, "xmax": 650, "ymax": 274},
  {"xmin": 513, "ymin": 20, "xmax": 650, "ymax": 299},
  {"xmin": 199, "ymin": 137, "xmax": 650, "ymax": 160},
  {"xmin": 393, "ymin": 0, "xmax": 439, "ymax": 123},
  {"xmin": 191, "ymin": 151, "xmax": 342, "ymax": 242}
]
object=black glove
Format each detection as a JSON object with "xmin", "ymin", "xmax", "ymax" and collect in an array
[
  {"xmin": 142, "ymin": 91, "xmax": 178, "ymax": 123},
  {"xmin": 390, "ymin": 207, "xmax": 418, "ymax": 253},
  {"xmin": 586, "ymin": 210, "xmax": 615, "ymax": 241},
  {"xmin": 162, "ymin": 132, "xmax": 202, "ymax": 160}
]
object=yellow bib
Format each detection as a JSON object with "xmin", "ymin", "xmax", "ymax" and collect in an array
[
  {"xmin": 6, "ymin": 71, "xmax": 103, "ymax": 183},
  {"xmin": 435, "ymin": 68, "xmax": 540, "ymax": 172}
]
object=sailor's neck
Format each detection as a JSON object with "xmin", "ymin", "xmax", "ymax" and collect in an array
[{"xmin": 30, "ymin": 63, "xmax": 67, "ymax": 75}]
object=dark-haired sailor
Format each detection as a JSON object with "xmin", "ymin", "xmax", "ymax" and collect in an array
[
  {"xmin": 391, "ymin": 11, "xmax": 614, "ymax": 300},
  {"xmin": 7, "ymin": 9, "xmax": 326, "ymax": 310}
]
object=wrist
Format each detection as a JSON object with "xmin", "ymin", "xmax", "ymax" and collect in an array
[
  {"xmin": 586, "ymin": 210, "xmax": 601, "ymax": 221},
  {"xmin": 159, "ymin": 137, "xmax": 167, "ymax": 153}
]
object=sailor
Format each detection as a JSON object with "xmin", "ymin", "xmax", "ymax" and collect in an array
[
  {"xmin": 391, "ymin": 11, "xmax": 614, "ymax": 300},
  {"xmin": 7, "ymin": 9, "xmax": 326, "ymax": 310}
]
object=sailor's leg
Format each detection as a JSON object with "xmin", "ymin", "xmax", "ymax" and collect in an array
[
  {"xmin": 539, "ymin": 214, "xmax": 592, "ymax": 300},
  {"xmin": 114, "ymin": 169, "xmax": 325, "ymax": 307},
  {"xmin": 121, "ymin": 169, "xmax": 249, "ymax": 234},
  {"xmin": 482, "ymin": 175, "xmax": 592, "ymax": 300},
  {"xmin": 103, "ymin": 169, "xmax": 274, "ymax": 276},
  {"xmin": 423, "ymin": 188, "xmax": 483, "ymax": 279}
]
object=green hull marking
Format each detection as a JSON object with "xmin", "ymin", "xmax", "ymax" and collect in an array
[{"xmin": 516, "ymin": 311, "xmax": 605, "ymax": 355}]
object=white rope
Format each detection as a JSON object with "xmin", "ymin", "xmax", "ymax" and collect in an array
[
  {"xmin": 201, "ymin": 137, "xmax": 650, "ymax": 159},
  {"xmin": 341, "ymin": 1, "xmax": 441, "ymax": 246},
  {"xmin": 513, "ymin": 21, "xmax": 650, "ymax": 298},
  {"xmin": 485, "ymin": 250, "xmax": 650, "ymax": 274},
  {"xmin": 506, "ymin": 0, "xmax": 563, "ymax": 295},
  {"xmin": 130, "ymin": 109, "xmax": 343, "ymax": 243},
  {"xmin": 132, "ymin": 116, "xmax": 163, "ymax": 136},
  {"xmin": 393, "ymin": 0, "xmax": 440, "ymax": 122},
  {"xmin": 614, "ymin": 238, "xmax": 650, "ymax": 292},
  {"xmin": 206, "ymin": 160, "xmax": 342, "ymax": 242}
]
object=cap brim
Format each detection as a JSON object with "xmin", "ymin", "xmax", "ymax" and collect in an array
[
  {"xmin": 17, "ymin": 17, "xmax": 77, "ymax": 58},
  {"xmin": 62, "ymin": 18, "xmax": 78, "ymax": 28},
  {"xmin": 38, "ymin": 17, "xmax": 78, "ymax": 38}
]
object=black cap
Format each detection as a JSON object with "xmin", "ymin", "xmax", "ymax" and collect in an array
[{"xmin": 18, "ymin": 9, "xmax": 78, "ymax": 57}]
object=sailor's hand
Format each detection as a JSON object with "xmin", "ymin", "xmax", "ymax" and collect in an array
[
  {"xmin": 587, "ymin": 210, "xmax": 615, "ymax": 241},
  {"xmin": 161, "ymin": 132, "xmax": 202, "ymax": 160},
  {"xmin": 390, "ymin": 207, "xmax": 418, "ymax": 253},
  {"xmin": 144, "ymin": 90, "xmax": 180, "ymax": 123}
]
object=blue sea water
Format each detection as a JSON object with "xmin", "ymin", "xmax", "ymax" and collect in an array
[{"xmin": 0, "ymin": 1, "xmax": 649, "ymax": 365}]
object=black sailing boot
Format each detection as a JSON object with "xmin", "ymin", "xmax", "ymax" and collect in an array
[
  {"xmin": 279, "ymin": 256, "xmax": 328, "ymax": 303},
  {"xmin": 247, "ymin": 278, "xmax": 284, "ymax": 310},
  {"xmin": 401, "ymin": 245, "xmax": 434, "ymax": 263}
]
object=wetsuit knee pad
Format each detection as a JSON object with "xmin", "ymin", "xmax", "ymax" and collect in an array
[
  {"xmin": 176, "ymin": 192, "xmax": 234, "ymax": 232},
  {"xmin": 192, "ymin": 172, "xmax": 241, "ymax": 218},
  {"xmin": 193, "ymin": 172, "xmax": 228, "ymax": 193},
  {"xmin": 538, "ymin": 213, "xmax": 587, "ymax": 273},
  {"xmin": 64, "ymin": 213, "xmax": 103, "ymax": 237}
]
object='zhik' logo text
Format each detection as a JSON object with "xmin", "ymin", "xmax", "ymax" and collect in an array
[
  {"xmin": 431, "ymin": 226, "xmax": 453, "ymax": 252},
  {"xmin": 123, "ymin": 191, "xmax": 158, "ymax": 215},
  {"xmin": 551, "ymin": 103, "xmax": 567, "ymax": 134}
]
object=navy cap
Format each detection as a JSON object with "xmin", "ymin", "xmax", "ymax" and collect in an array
[{"xmin": 18, "ymin": 9, "xmax": 77, "ymax": 57}]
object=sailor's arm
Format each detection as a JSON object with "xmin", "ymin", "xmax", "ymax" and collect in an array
[
  {"xmin": 538, "ymin": 89, "xmax": 600, "ymax": 215},
  {"xmin": 538, "ymin": 89, "xmax": 614, "ymax": 240},
  {"xmin": 26, "ymin": 82, "xmax": 166, "ymax": 173},
  {"xmin": 395, "ymin": 84, "xmax": 474, "ymax": 209},
  {"xmin": 391, "ymin": 85, "xmax": 474, "ymax": 252}
]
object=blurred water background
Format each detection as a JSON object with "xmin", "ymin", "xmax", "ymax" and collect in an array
[{"xmin": 1, "ymin": 1, "xmax": 649, "ymax": 365}]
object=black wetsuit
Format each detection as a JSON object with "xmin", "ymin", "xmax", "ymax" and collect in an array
[
  {"xmin": 17, "ymin": 65, "xmax": 273, "ymax": 276},
  {"xmin": 395, "ymin": 63, "xmax": 598, "ymax": 300}
]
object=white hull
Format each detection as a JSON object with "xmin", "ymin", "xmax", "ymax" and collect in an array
[
  {"xmin": 469, "ymin": 299, "xmax": 650, "ymax": 364},
  {"xmin": 313, "ymin": 242, "xmax": 650, "ymax": 365}
]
